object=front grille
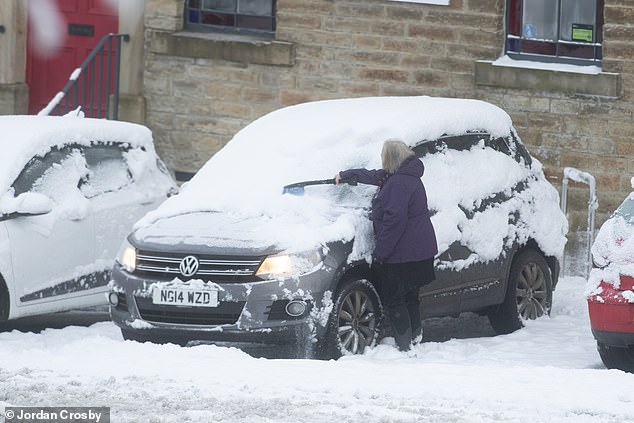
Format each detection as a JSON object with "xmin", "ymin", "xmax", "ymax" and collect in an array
[
  {"xmin": 135, "ymin": 296, "xmax": 245, "ymax": 326},
  {"xmin": 134, "ymin": 250, "xmax": 264, "ymax": 283}
]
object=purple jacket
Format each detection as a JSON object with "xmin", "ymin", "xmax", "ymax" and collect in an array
[{"xmin": 340, "ymin": 157, "xmax": 438, "ymax": 264}]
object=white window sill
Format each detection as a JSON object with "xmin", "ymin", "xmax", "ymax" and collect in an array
[
  {"xmin": 475, "ymin": 58, "xmax": 621, "ymax": 98},
  {"xmin": 492, "ymin": 55, "xmax": 603, "ymax": 75}
]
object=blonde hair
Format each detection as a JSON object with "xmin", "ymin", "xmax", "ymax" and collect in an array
[{"xmin": 381, "ymin": 139, "xmax": 415, "ymax": 173}]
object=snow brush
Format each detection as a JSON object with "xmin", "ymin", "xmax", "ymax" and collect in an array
[{"xmin": 282, "ymin": 176, "xmax": 358, "ymax": 196}]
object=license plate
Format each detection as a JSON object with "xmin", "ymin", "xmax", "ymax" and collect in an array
[{"xmin": 152, "ymin": 287, "xmax": 219, "ymax": 307}]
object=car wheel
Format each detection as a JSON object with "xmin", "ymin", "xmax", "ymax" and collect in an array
[
  {"xmin": 321, "ymin": 278, "xmax": 382, "ymax": 359},
  {"xmin": 488, "ymin": 249, "xmax": 552, "ymax": 334},
  {"xmin": 597, "ymin": 342, "xmax": 634, "ymax": 373}
]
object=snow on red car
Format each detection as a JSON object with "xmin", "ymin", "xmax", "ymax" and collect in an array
[{"xmin": 587, "ymin": 183, "xmax": 634, "ymax": 372}]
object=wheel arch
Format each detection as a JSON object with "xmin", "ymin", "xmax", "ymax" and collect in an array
[
  {"xmin": 514, "ymin": 239, "xmax": 561, "ymax": 289},
  {"xmin": 333, "ymin": 260, "xmax": 377, "ymax": 293}
]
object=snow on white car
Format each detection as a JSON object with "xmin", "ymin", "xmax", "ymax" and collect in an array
[
  {"xmin": 0, "ymin": 115, "xmax": 177, "ymax": 321},
  {"xmin": 109, "ymin": 96, "xmax": 567, "ymax": 358}
]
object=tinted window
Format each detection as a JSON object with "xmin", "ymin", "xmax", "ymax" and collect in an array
[
  {"xmin": 12, "ymin": 148, "xmax": 73, "ymax": 196},
  {"xmin": 412, "ymin": 132, "xmax": 532, "ymax": 167}
]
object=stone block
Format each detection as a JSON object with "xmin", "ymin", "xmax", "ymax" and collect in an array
[
  {"xmin": 0, "ymin": 83, "xmax": 28, "ymax": 115},
  {"xmin": 118, "ymin": 94, "xmax": 146, "ymax": 125}
]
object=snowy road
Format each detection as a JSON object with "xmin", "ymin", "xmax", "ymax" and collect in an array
[{"xmin": 1, "ymin": 276, "xmax": 633, "ymax": 423}]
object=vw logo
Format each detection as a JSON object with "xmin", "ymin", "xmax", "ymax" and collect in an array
[{"xmin": 179, "ymin": 255, "xmax": 199, "ymax": 277}]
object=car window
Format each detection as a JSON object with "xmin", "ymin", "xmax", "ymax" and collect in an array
[
  {"xmin": 30, "ymin": 149, "xmax": 87, "ymax": 204},
  {"xmin": 412, "ymin": 132, "xmax": 490, "ymax": 157},
  {"xmin": 80, "ymin": 144, "xmax": 132, "ymax": 198},
  {"xmin": 12, "ymin": 147, "xmax": 74, "ymax": 196},
  {"xmin": 614, "ymin": 195, "xmax": 634, "ymax": 222},
  {"xmin": 412, "ymin": 132, "xmax": 532, "ymax": 166}
]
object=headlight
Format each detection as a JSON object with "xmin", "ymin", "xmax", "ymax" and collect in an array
[
  {"xmin": 256, "ymin": 250, "xmax": 323, "ymax": 280},
  {"xmin": 116, "ymin": 238, "xmax": 137, "ymax": 272}
]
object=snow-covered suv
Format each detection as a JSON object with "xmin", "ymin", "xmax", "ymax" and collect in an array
[
  {"xmin": 0, "ymin": 115, "xmax": 176, "ymax": 321},
  {"xmin": 110, "ymin": 97, "xmax": 567, "ymax": 357}
]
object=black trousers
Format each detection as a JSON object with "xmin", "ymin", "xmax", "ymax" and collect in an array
[{"xmin": 379, "ymin": 258, "xmax": 435, "ymax": 351}]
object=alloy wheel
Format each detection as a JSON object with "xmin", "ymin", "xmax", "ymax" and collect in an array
[
  {"xmin": 516, "ymin": 262, "xmax": 548, "ymax": 320},
  {"xmin": 337, "ymin": 289, "xmax": 377, "ymax": 354}
]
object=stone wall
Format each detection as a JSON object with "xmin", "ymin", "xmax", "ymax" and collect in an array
[
  {"xmin": 0, "ymin": 0, "xmax": 28, "ymax": 115},
  {"xmin": 143, "ymin": 0, "xmax": 634, "ymax": 230}
]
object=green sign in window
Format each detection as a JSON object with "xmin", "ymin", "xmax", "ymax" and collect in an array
[{"xmin": 572, "ymin": 24, "xmax": 594, "ymax": 42}]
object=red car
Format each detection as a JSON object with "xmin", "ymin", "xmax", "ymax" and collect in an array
[{"xmin": 587, "ymin": 192, "xmax": 634, "ymax": 372}]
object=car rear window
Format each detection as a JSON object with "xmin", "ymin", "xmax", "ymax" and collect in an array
[{"xmin": 614, "ymin": 194, "xmax": 634, "ymax": 222}]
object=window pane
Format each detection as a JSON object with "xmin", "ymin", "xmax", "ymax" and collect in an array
[
  {"xmin": 203, "ymin": 0, "xmax": 235, "ymax": 12},
  {"xmin": 32, "ymin": 150, "xmax": 87, "ymax": 204},
  {"xmin": 237, "ymin": 15, "xmax": 274, "ymax": 31},
  {"xmin": 13, "ymin": 149, "xmax": 70, "ymax": 195},
  {"xmin": 238, "ymin": 0, "xmax": 273, "ymax": 16},
  {"xmin": 201, "ymin": 11, "xmax": 235, "ymax": 26},
  {"xmin": 522, "ymin": 0, "xmax": 558, "ymax": 40},
  {"xmin": 188, "ymin": 10, "xmax": 200, "ymax": 24},
  {"xmin": 559, "ymin": 43, "xmax": 596, "ymax": 59},
  {"xmin": 520, "ymin": 40, "xmax": 557, "ymax": 55},
  {"xmin": 560, "ymin": 0, "xmax": 596, "ymax": 42}
]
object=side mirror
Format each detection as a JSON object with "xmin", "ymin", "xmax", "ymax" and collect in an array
[{"xmin": 0, "ymin": 192, "xmax": 53, "ymax": 221}]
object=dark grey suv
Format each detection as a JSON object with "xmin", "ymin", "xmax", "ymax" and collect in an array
[{"xmin": 109, "ymin": 97, "xmax": 567, "ymax": 358}]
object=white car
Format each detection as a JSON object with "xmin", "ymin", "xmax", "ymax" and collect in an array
[{"xmin": 0, "ymin": 115, "xmax": 177, "ymax": 321}]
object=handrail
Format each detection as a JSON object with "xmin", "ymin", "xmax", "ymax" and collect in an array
[
  {"xmin": 560, "ymin": 167, "xmax": 598, "ymax": 278},
  {"xmin": 38, "ymin": 33, "xmax": 130, "ymax": 119}
]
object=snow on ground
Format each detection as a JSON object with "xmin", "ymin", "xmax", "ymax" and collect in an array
[{"xmin": 1, "ymin": 275, "xmax": 633, "ymax": 423}]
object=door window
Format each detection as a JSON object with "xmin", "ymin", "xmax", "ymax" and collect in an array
[
  {"xmin": 80, "ymin": 144, "xmax": 132, "ymax": 198},
  {"xmin": 12, "ymin": 147, "xmax": 75, "ymax": 196}
]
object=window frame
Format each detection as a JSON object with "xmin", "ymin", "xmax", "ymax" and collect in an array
[
  {"xmin": 184, "ymin": 0, "xmax": 276, "ymax": 38},
  {"xmin": 505, "ymin": 0, "xmax": 604, "ymax": 66}
]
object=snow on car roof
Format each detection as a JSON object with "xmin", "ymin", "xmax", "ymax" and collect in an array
[
  {"xmin": 0, "ymin": 115, "xmax": 153, "ymax": 195},
  {"xmin": 135, "ymin": 96, "xmax": 566, "ymax": 262},
  {"xmin": 140, "ymin": 96, "xmax": 513, "ymax": 219}
]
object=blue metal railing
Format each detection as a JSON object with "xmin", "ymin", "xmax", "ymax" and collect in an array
[{"xmin": 39, "ymin": 33, "xmax": 130, "ymax": 119}]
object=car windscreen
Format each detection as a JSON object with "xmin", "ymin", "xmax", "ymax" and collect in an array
[{"xmin": 614, "ymin": 194, "xmax": 634, "ymax": 222}]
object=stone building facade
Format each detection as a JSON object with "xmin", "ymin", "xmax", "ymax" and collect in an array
[
  {"xmin": 1, "ymin": 0, "xmax": 633, "ymax": 230},
  {"xmin": 142, "ymin": 0, "xmax": 632, "ymax": 230}
]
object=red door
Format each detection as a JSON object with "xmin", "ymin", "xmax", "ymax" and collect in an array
[{"xmin": 26, "ymin": 0, "xmax": 118, "ymax": 115}]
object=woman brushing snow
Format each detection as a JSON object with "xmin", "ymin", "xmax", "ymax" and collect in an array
[{"xmin": 336, "ymin": 139, "xmax": 438, "ymax": 351}]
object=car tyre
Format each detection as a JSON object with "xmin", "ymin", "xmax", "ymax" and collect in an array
[
  {"xmin": 488, "ymin": 249, "xmax": 552, "ymax": 334},
  {"xmin": 597, "ymin": 342, "xmax": 634, "ymax": 373},
  {"xmin": 320, "ymin": 278, "xmax": 382, "ymax": 359}
]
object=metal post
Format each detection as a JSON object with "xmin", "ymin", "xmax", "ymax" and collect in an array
[{"xmin": 561, "ymin": 167, "xmax": 598, "ymax": 278}]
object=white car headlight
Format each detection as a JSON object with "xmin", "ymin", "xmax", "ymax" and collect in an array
[
  {"xmin": 255, "ymin": 250, "xmax": 323, "ymax": 280},
  {"xmin": 116, "ymin": 239, "xmax": 137, "ymax": 272}
]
